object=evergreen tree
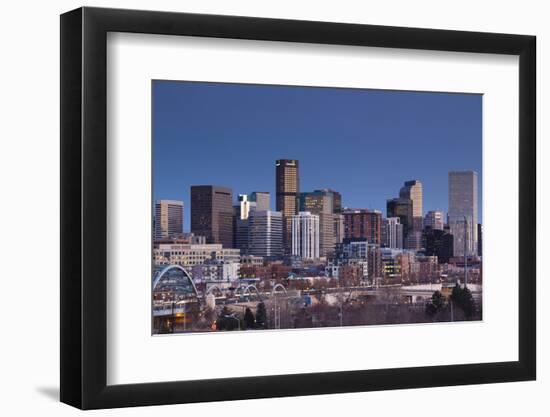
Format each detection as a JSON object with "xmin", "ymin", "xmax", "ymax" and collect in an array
[
  {"xmin": 244, "ymin": 307, "xmax": 256, "ymax": 329},
  {"xmin": 217, "ymin": 306, "xmax": 239, "ymax": 330},
  {"xmin": 425, "ymin": 290, "xmax": 446, "ymax": 317},
  {"xmin": 450, "ymin": 284, "xmax": 476, "ymax": 319},
  {"xmin": 256, "ymin": 302, "xmax": 268, "ymax": 329}
]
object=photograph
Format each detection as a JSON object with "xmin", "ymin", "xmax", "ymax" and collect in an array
[{"xmin": 151, "ymin": 80, "xmax": 483, "ymax": 334}]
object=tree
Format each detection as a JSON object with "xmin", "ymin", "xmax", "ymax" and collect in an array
[
  {"xmin": 256, "ymin": 302, "xmax": 268, "ymax": 329},
  {"xmin": 216, "ymin": 306, "xmax": 240, "ymax": 331},
  {"xmin": 244, "ymin": 307, "xmax": 256, "ymax": 329},
  {"xmin": 425, "ymin": 290, "xmax": 446, "ymax": 317},
  {"xmin": 450, "ymin": 284, "xmax": 476, "ymax": 319}
]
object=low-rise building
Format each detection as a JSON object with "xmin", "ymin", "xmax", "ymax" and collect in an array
[{"xmin": 153, "ymin": 243, "xmax": 240, "ymax": 268}]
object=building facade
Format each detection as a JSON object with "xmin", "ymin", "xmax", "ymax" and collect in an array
[
  {"xmin": 191, "ymin": 259, "xmax": 240, "ymax": 282},
  {"xmin": 380, "ymin": 248, "xmax": 403, "ymax": 281},
  {"xmin": 154, "ymin": 200, "xmax": 184, "ymax": 241},
  {"xmin": 233, "ymin": 194, "xmax": 257, "ymax": 254},
  {"xmin": 386, "ymin": 198, "xmax": 413, "ymax": 239},
  {"xmin": 291, "ymin": 211, "xmax": 320, "ymax": 260},
  {"xmin": 248, "ymin": 210, "xmax": 283, "ymax": 259},
  {"xmin": 424, "ymin": 210, "xmax": 445, "ymax": 230},
  {"xmin": 190, "ymin": 185, "xmax": 234, "ymax": 248},
  {"xmin": 249, "ymin": 191, "xmax": 271, "ymax": 211},
  {"xmin": 343, "ymin": 209, "xmax": 382, "ymax": 245},
  {"xmin": 153, "ymin": 243, "xmax": 240, "ymax": 268},
  {"xmin": 381, "ymin": 217, "xmax": 404, "ymax": 249},
  {"xmin": 299, "ymin": 189, "xmax": 342, "ymax": 257},
  {"xmin": 329, "ymin": 238, "xmax": 381, "ymax": 285},
  {"xmin": 448, "ymin": 171, "xmax": 479, "ymax": 257},
  {"xmin": 399, "ymin": 179, "xmax": 423, "ymax": 232}
]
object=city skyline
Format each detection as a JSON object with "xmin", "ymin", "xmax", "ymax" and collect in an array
[
  {"xmin": 152, "ymin": 81, "xmax": 483, "ymax": 334},
  {"xmin": 153, "ymin": 81, "xmax": 482, "ymax": 232}
]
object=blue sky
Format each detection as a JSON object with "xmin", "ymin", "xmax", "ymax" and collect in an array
[{"xmin": 153, "ymin": 81, "xmax": 482, "ymax": 232}]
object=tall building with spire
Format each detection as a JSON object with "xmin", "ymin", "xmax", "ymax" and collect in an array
[{"xmin": 276, "ymin": 159, "xmax": 299, "ymax": 254}]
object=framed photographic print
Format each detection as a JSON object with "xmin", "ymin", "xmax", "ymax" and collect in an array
[{"xmin": 60, "ymin": 7, "xmax": 536, "ymax": 410}]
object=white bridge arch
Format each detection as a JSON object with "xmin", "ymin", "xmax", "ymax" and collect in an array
[
  {"xmin": 152, "ymin": 264, "xmax": 199, "ymax": 297},
  {"xmin": 234, "ymin": 284, "xmax": 263, "ymax": 300},
  {"xmin": 205, "ymin": 285, "xmax": 224, "ymax": 297},
  {"xmin": 271, "ymin": 283, "xmax": 287, "ymax": 297}
]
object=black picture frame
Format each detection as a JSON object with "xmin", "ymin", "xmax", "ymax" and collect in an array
[{"xmin": 60, "ymin": 6, "xmax": 536, "ymax": 410}]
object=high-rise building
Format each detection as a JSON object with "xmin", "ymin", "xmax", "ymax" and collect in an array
[
  {"xmin": 276, "ymin": 159, "xmax": 299, "ymax": 253},
  {"xmin": 424, "ymin": 210, "xmax": 445, "ymax": 230},
  {"xmin": 423, "ymin": 228, "xmax": 454, "ymax": 264},
  {"xmin": 190, "ymin": 185, "xmax": 234, "ymax": 248},
  {"xmin": 448, "ymin": 171, "xmax": 478, "ymax": 257},
  {"xmin": 332, "ymin": 191, "xmax": 343, "ymax": 214},
  {"xmin": 248, "ymin": 210, "xmax": 283, "ymax": 259},
  {"xmin": 333, "ymin": 213, "xmax": 344, "ymax": 245},
  {"xmin": 249, "ymin": 191, "xmax": 271, "ymax": 211},
  {"xmin": 154, "ymin": 200, "xmax": 184, "ymax": 241},
  {"xmin": 343, "ymin": 209, "xmax": 382, "ymax": 244},
  {"xmin": 399, "ymin": 180, "xmax": 423, "ymax": 231},
  {"xmin": 233, "ymin": 194, "xmax": 257, "ymax": 254},
  {"xmin": 386, "ymin": 198, "xmax": 412, "ymax": 241},
  {"xmin": 299, "ymin": 189, "xmax": 342, "ymax": 257},
  {"xmin": 381, "ymin": 217, "xmax": 404, "ymax": 249},
  {"xmin": 291, "ymin": 211, "xmax": 320, "ymax": 260},
  {"xmin": 237, "ymin": 194, "xmax": 256, "ymax": 220}
]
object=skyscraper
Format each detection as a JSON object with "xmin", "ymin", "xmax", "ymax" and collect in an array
[
  {"xmin": 276, "ymin": 159, "xmax": 299, "ymax": 254},
  {"xmin": 249, "ymin": 191, "xmax": 271, "ymax": 211},
  {"xmin": 343, "ymin": 209, "xmax": 382, "ymax": 244},
  {"xmin": 299, "ymin": 189, "xmax": 341, "ymax": 257},
  {"xmin": 448, "ymin": 171, "xmax": 478, "ymax": 257},
  {"xmin": 291, "ymin": 211, "xmax": 320, "ymax": 260},
  {"xmin": 332, "ymin": 190, "xmax": 343, "ymax": 214},
  {"xmin": 154, "ymin": 200, "xmax": 184, "ymax": 241},
  {"xmin": 381, "ymin": 217, "xmax": 404, "ymax": 249},
  {"xmin": 424, "ymin": 210, "xmax": 445, "ymax": 230},
  {"xmin": 233, "ymin": 194, "xmax": 256, "ymax": 253},
  {"xmin": 237, "ymin": 194, "xmax": 256, "ymax": 220},
  {"xmin": 399, "ymin": 180, "xmax": 423, "ymax": 231},
  {"xmin": 190, "ymin": 185, "xmax": 234, "ymax": 248},
  {"xmin": 248, "ymin": 210, "xmax": 283, "ymax": 259},
  {"xmin": 386, "ymin": 198, "xmax": 413, "ymax": 243}
]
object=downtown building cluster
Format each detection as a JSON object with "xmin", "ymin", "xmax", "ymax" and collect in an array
[{"xmin": 153, "ymin": 160, "xmax": 481, "ymax": 288}]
